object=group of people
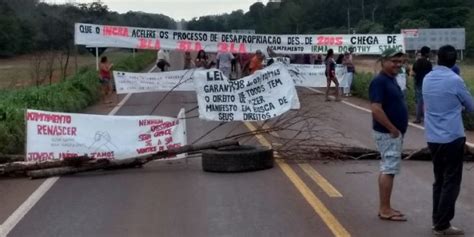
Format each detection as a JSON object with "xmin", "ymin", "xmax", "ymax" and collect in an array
[{"xmin": 370, "ymin": 46, "xmax": 471, "ymax": 235}]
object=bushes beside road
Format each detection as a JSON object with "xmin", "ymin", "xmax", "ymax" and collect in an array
[
  {"xmin": 351, "ymin": 72, "xmax": 474, "ymax": 130},
  {"xmin": 0, "ymin": 51, "xmax": 155, "ymax": 155}
]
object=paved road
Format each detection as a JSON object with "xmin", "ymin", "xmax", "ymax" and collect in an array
[{"xmin": 2, "ymin": 52, "xmax": 474, "ymax": 237}]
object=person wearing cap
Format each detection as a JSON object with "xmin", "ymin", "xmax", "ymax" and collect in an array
[
  {"xmin": 249, "ymin": 49, "xmax": 264, "ymax": 74},
  {"xmin": 369, "ymin": 48, "xmax": 408, "ymax": 222},
  {"xmin": 423, "ymin": 45, "xmax": 473, "ymax": 235},
  {"xmin": 412, "ymin": 46, "xmax": 432, "ymax": 124}
]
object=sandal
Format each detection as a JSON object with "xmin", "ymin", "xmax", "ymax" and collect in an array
[{"xmin": 378, "ymin": 213, "xmax": 407, "ymax": 222}]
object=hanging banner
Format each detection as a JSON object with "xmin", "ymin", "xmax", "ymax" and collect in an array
[
  {"xmin": 288, "ymin": 64, "xmax": 348, "ymax": 88},
  {"xmin": 113, "ymin": 63, "xmax": 348, "ymax": 95},
  {"xmin": 26, "ymin": 109, "xmax": 187, "ymax": 161},
  {"xmin": 113, "ymin": 69, "xmax": 196, "ymax": 94},
  {"xmin": 75, "ymin": 23, "xmax": 405, "ymax": 54},
  {"xmin": 193, "ymin": 63, "xmax": 298, "ymax": 121}
]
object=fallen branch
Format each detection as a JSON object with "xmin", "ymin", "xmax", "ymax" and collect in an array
[
  {"xmin": 0, "ymin": 156, "xmax": 92, "ymax": 176},
  {"xmin": 26, "ymin": 139, "xmax": 239, "ymax": 179}
]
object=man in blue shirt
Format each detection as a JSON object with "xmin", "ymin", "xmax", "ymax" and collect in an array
[
  {"xmin": 423, "ymin": 45, "xmax": 474, "ymax": 235},
  {"xmin": 369, "ymin": 48, "xmax": 408, "ymax": 221}
]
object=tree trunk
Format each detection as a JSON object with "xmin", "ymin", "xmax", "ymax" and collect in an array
[
  {"xmin": 1, "ymin": 156, "xmax": 92, "ymax": 176},
  {"xmin": 371, "ymin": 4, "xmax": 378, "ymax": 22},
  {"xmin": 26, "ymin": 139, "xmax": 239, "ymax": 179}
]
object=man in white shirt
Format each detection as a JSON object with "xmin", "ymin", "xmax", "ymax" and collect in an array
[{"xmin": 216, "ymin": 51, "xmax": 234, "ymax": 79}]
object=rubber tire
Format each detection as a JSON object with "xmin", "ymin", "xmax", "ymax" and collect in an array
[{"xmin": 202, "ymin": 145, "xmax": 274, "ymax": 172}]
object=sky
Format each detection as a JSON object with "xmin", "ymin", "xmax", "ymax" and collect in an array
[{"xmin": 44, "ymin": 0, "xmax": 270, "ymax": 21}]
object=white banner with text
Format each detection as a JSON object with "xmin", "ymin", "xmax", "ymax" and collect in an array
[
  {"xmin": 288, "ymin": 64, "xmax": 348, "ymax": 88},
  {"xmin": 113, "ymin": 70, "xmax": 196, "ymax": 94},
  {"xmin": 75, "ymin": 23, "xmax": 405, "ymax": 54},
  {"xmin": 26, "ymin": 109, "xmax": 187, "ymax": 161},
  {"xmin": 193, "ymin": 63, "xmax": 299, "ymax": 121},
  {"xmin": 113, "ymin": 64, "xmax": 347, "ymax": 95}
]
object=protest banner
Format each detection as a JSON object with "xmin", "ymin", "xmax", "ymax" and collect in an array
[
  {"xmin": 288, "ymin": 64, "xmax": 348, "ymax": 88},
  {"xmin": 26, "ymin": 109, "xmax": 187, "ymax": 161},
  {"xmin": 113, "ymin": 69, "xmax": 196, "ymax": 94},
  {"xmin": 113, "ymin": 63, "xmax": 348, "ymax": 95},
  {"xmin": 193, "ymin": 63, "xmax": 298, "ymax": 121},
  {"xmin": 75, "ymin": 23, "xmax": 405, "ymax": 54}
]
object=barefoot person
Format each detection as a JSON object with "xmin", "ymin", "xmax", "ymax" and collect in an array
[
  {"xmin": 324, "ymin": 49, "xmax": 340, "ymax": 101},
  {"xmin": 369, "ymin": 48, "xmax": 408, "ymax": 221}
]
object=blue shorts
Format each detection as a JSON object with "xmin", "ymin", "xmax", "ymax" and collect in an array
[{"xmin": 372, "ymin": 130, "xmax": 403, "ymax": 175}]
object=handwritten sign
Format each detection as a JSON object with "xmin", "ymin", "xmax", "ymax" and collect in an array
[
  {"xmin": 26, "ymin": 109, "xmax": 187, "ymax": 161},
  {"xmin": 113, "ymin": 70, "xmax": 196, "ymax": 94},
  {"xmin": 193, "ymin": 63, "xmax": 299, "ymax": 121}
]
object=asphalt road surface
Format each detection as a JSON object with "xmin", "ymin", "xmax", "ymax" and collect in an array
[{"xmin": 1, "ymin": 52, "xmax": 473, "ymax": 237}]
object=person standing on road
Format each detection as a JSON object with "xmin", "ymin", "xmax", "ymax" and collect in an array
[
  {"xmin": 342, "ymin": 51, "xmax": 355, "ymax": 96},
  {"xmin": 324, "ymin": 49, "xmax": 340, "ymax": 102},
  {"xmin": 216, "ymin": 51, "xmax": 234, "ymax": 79},
  {"xmin": 396, "ymin": 55, "xmax": 410, "ymax": 100},
  {"xmin": 99, "ymin": 56, "xmax": 113, "ymax": 103},
  {"xmin": 423, "ymin": 45, "xmax": 473, "ymax": 236},
  {"xmin": 412, "ymin": 46, "xmax": 432, "ymax": 124},
  {"xmin": 156, "ymin": 48, "xmax": 170, "ymax": 72},
  {"xmin": 369, "ymin": 48, "xmax": 408, "ymax": 222}
]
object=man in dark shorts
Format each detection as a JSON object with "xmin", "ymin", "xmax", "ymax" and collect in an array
[{"xmin": 423, "ymin": 45, "xmax": 473, "ymax": 235}]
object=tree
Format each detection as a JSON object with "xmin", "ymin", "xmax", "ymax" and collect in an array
[
  {"xmin": 0, "ymin": 2, "xmax": 22, "ymax": 57},
  {"xmin": 394, "ymin": 19, "xmax": 430, "ymax": 31},
  {"xmin": 355, "ymin": 19, "xmax": 384, "ymax": 33},
  {"xmin": 465, "ymin": 9, "xmax": 474, "ymax": 56}
]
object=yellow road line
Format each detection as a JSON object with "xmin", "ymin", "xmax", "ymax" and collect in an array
[
  {"xmin": 243, "ymin": 122, "xmax": 351, "ymax": 237},
  {"xmin": 299, "ymin": 163, "xmax": 343, "ymax": 198},
  {"xmin": 278, "ymin": 160, "xmax": 350, "ymax": 237}
]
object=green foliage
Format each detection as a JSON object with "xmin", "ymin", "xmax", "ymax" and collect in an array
[
  {"xmin": 351, "ymin": 72, "xmax": 372, "ymax": 100},
  {"xmin": 465, "ymin": 9, "xmax": 474, "ymax": 57},
  {"xmin": 1, "ymin": 1, "xmax": 175, "ymax": 56},
  {"xmin": 355, "ymin": 20, "xmax": 384, "ymax": 34},
  {"xmin": 0, "ymin": 51, "xmax": 154, "ymax": 154},
  {"xmin": 394, "ymin": 19, "xmax": 430, "ymax": 32}
]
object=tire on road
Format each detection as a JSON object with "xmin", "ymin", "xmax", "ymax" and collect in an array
[{"xmin": 201, "ymin": 145, "xmax": 274, "ymax": 172}]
